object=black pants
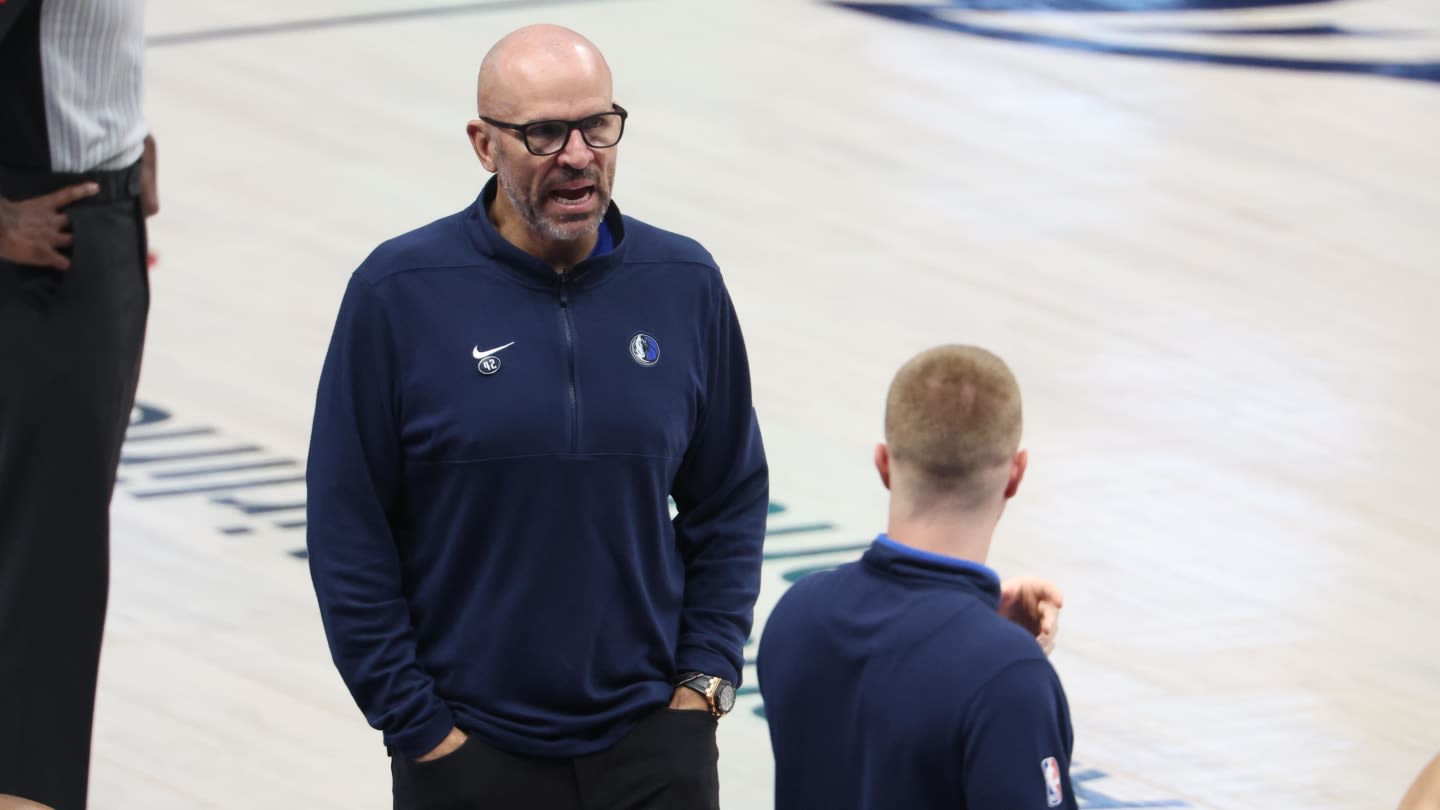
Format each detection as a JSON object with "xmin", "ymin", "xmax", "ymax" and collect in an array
[
  {"xmin": 0, "ymin": 163, "xmax": 149, "ymax": 810},
  {"xmin": 392, "ymin": 708, "xmax": 722, "ymax": 810}
]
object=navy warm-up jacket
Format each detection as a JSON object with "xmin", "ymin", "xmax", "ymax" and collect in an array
[
  {"xmin": 758, "ymin": 535, "xmax": 1077, "ymax": 810},
  {"xmin": 306, "ymin": 178, "xmax": 768, "ymax": 760}
]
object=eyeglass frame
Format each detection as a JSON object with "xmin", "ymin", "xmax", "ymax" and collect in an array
[{"xmin": 477, "ymin": 104, "xmax": 629, "ymax": 157}]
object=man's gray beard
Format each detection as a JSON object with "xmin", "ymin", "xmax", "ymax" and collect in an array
[{"xmin": 499, "ymin": 166, "xmax": 610, "ymax": 243}]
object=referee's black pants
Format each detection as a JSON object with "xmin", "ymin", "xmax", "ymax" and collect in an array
[{"xmin": 0, "ymin": 161, "xmax": 149, "ymax": 810}]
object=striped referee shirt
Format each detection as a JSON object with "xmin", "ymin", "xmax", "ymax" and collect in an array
[{"xmin": 0, "ymin": 0, "xmax": 147, "ymax": 174}]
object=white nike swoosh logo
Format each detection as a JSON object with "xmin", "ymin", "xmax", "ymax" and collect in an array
[{"xmin": 472, "ymin": 341, "xmax": 516, "ymax": 360}]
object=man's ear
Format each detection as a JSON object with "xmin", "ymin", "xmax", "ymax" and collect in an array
[
  {"xmin": 467, "ymin": 120, "xmax": 498, "ymax": 172},
  {"xmin": 1004, "ymin": 449, "xmax": 1028, "ymax": 499},
  {"xmin": 875, "ymin": 443, "xmax": 891, "ymax": 490}
]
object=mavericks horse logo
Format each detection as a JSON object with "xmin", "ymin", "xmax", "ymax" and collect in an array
[{"xmin": 630, "ymin": 333, "xmax": 661, "ymax": 367}]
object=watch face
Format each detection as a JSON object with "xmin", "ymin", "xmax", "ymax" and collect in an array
[{"xmin": 716, "ymin": 681, "xmax": 736, "ymax": 714}]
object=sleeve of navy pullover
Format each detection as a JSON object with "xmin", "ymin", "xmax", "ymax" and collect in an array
[
  {"xmin": 305, "ymin": 273, "xmax": 456, "ymax": 759},
  {"xmin": 961, "ymin": 658, "xmax": 1078, "ymax": 809},
  {"xmin": 669, "ymin": 280, "xmax": 769, "ymax": 686}
]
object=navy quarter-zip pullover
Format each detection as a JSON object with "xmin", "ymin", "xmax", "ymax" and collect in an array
[
  {"xmin": 306, "ymin": 177, "xmax": 768, "ymax": 760},
  {"xmin": 758, "ymin": 535, "xmax": 1077, "ymax": 810}
]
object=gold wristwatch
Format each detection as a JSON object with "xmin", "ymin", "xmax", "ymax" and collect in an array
[{"xmin": 675, "ymin": 672, "xmax": 737, "ymax": 717}]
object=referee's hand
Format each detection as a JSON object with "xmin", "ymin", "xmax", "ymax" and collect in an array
[
  {"xmin": 0, "ymin": 183, "xmax": 100, "ymax": 270},
  {"xmin": 141, "ymin": 134, "xmax": 159, "ymax": 218}
]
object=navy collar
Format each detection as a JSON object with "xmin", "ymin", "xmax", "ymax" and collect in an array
[
  {"xmin": 462, "ymin": 175, "xmax": 627, "ymax": 291},
  {"xmin": 590, "ymin": 218, "xmax": 614, "ymax": 258},
  {"xmin": 863, "ymin": 534, "xmax": 1002, "ymax": 607}
]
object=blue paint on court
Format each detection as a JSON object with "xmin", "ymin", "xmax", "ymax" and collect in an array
[{"xmin": 833, "ymin": 1, "xmax": 1440, "ymax": 84}]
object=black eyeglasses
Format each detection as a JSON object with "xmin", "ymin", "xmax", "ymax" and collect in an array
[{"xmin": 479, "ymin": 104, "xmax": 629, "ymax": 157}]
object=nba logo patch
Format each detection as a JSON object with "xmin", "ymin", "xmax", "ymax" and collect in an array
[{"xmin": 1040, "ymin": 756, "xmax": 1063, "ymax": 807}]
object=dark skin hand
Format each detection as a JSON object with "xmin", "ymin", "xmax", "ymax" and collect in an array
[
  {"xmin": 0, "ymin": 133, "xmax": 159, "ymax": 270},
  {"xmin": 0, "ymin": 183, "xmax": 99, "ymax": 270}
]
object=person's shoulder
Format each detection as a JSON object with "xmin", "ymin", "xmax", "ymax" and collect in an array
[
  {"xmin": 759, "ymin": 565, "xmax": 857, "ymax": 665},
  {"xmin": 768, "ymin": 563, "xmax": 856, "ymax": 622},
  {"xmin": 619, "ymin": 213, "xmax": 719, "ymax": 274},
  {"xmin": 353, "ymin": 209, "xmax": 477, "ymax": 286},
  {"xmin": 925, "ymin": 598, "xmax": 1054, "ymax": 684}
]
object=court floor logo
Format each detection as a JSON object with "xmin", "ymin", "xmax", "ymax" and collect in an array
[
  {"xmin": 832, "ymin": 0, "xmax": 1440, "ymax": 84},
  {"xmin": 120, "ymin": 402, "xmax": 307, "ymax": 538}
]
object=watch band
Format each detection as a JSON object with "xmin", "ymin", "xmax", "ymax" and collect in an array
[{"xmin": 675, "ymin": 672, "xmax": 734, "ymax": 716}]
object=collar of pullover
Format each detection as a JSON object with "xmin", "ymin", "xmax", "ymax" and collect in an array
[
  {"xmin": 864, "ymin": 534, "xmax": 1002, "ymax": 608},
  {"xmin": 462, "ymin": 175, "xmax": 628, "ymax": 292}
]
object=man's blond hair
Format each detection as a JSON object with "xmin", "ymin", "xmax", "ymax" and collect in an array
[{"xmin": 884, "ymin": 345, "xmax": 1022, "ymax": 505}]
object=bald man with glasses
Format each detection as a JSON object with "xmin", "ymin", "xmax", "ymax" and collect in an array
[{"xmin": 305, "ymin": 24, "xmax": 766, "ymax": 810}]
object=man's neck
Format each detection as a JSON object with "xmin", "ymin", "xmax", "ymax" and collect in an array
[{"xmin": 885, "ymin": 505, "xmax": 999, "ymax": 566}]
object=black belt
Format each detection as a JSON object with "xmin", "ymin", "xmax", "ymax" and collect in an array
[{"xmin": 0, "ymin": 160, "xmax": 142, "ymax": 205}]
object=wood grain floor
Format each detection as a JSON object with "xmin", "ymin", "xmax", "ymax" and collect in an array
[{"xmin": 83, "ymin": 0, "xmax": 1440, "ymax": 806}]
